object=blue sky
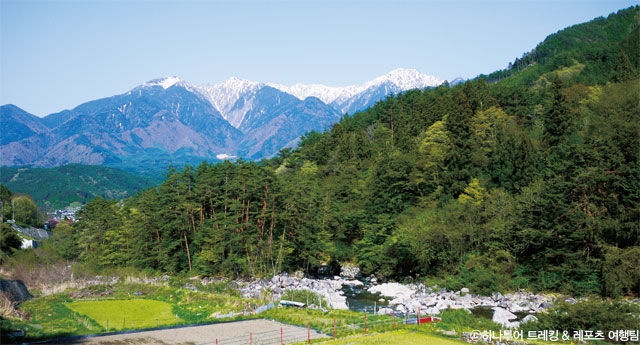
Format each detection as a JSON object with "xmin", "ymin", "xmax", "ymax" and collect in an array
[{"xmin": 1, "ymin": 0, "xmax": 637, "ymax": 117}]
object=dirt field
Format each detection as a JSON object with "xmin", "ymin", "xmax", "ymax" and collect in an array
[{"xmin": 46, "ymin": 319, "xmax": 328, "ymax": 345}]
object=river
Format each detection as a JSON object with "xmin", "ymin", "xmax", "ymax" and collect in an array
[
  {"xmin": 342, "ymin": 284, "xmax": 390, "ymax": 313},
  {"xmin": 342, "ymin": 283, "xmax": 530, "ymax": 324}
]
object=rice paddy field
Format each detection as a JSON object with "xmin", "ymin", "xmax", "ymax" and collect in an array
[{"xmin": 65, "ymin": 299, "xmax": 179, "ymax": 331}]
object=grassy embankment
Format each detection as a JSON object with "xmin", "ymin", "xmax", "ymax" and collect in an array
[
  {"xmin": 1, "ymin": 275, "xmax": 502, "ymax": 344},
  {"xmin": 1, "ymin": 277, "xmax": 262, "ymax": 342},
  {"xmin": 309, "ymin": 330, "xmax": 464, "ymax": 345}
]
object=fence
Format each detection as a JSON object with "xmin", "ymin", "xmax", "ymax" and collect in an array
[
  {"xmin": 321, "ymin": 312, "xmax": 440, "ymax": 338},
  {"xmin": 61, "ymin": 302, "xmax": 438, "ymax": 345},
  {"xmin": 195, "ymin": 311, "xmax": 439, "ymax": 345},
  {"xmin": 197, "ymin": 323, "xmax": 326, "ymax": 345}
]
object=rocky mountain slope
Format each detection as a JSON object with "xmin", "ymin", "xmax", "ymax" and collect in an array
[{"xmin": 1, "ymin": 69, "xmax": 444, "ymax": 175}]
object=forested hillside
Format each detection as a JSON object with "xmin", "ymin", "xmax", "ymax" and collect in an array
[
  {"xmin": 0, "ymin": 165, "xmax": 157, "ymax": 209},
  {"xmin": 62, "ymin": 7, "xmax": 639, "ymax": 297}
]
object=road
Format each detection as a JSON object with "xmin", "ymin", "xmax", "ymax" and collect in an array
[{"xmin": 44, "ymin": 319, "xmax": 328, "ymax": 345}]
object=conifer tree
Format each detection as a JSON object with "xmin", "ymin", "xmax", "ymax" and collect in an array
[
  {"xmin": 543, "ymin": 73, "xmax": 571, "ymax": 148},
  {"xmin": 613, "ymin": 49, "xmax": 635, "ymax": 82},
  {"xmin": 444, "ymin": 88, "xmax": 474, "ymax": 196}
]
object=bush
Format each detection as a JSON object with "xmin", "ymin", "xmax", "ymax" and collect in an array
[
  {"xmin": 603, "ymin": 246, "xmax": 640, "ymax": 298},
  {"xmin": 438, "ymin": 308, "xmax": 502, "ymax": 332},
  {"xmin": 0, "ymin": 292, "xmax": 16, "ymax": 319},
  {"xmin": 281, "ymin": 289, "xmax": 325, "ymax": 307},
  {"xmin": 0, "ymin": 224, "xmax": 22, "ymax": 262},
  {"xmin": 445, "ymin": 252, "xmax": 518, "ymax": 296},
  {"xmin": 520, "ymin": 298, "xmax": 640, "ymax": 342}
]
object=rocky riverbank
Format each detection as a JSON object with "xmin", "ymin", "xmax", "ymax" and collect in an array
[
  {"xmin": 367, "ymin": 282, "xmax": 551, "ymax": 328},
  {"xmin": 235, "ymin": 273, "xmax": 350, "ymax": 310},
  {"xmin": 21, "ymin": 267, "xmax": 555, "ymax": 329},
  {"xmin": 231, "ymin": 270, "xmax": 564, "ymax": 328}
]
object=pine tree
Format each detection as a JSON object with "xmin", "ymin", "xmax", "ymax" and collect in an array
[
  {"xmin": 543, "ymin": 73, "xmax": 572, "ymax": 148},
  {"xmin": 443, "ymin": 88, "xmax": 474, "ymax": 196},
  {"xmin": 612, "ymin": 49, "xmax": 635, "ymax": 82}
]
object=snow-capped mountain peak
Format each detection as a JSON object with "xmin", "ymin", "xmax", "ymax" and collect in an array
[
  {"xmin": 2, "ymin": 68, "xmax": 448, "ymax": 172},
  {"xmin": 196, "ymin": 77, "xmax": 263, "ymax": 106},
  {"xmin": 269, "ymin": 68, "xmax": 443, "ymax": 106},
  {"xmin": 143, "ymin": 76, "xmax": 186, "ymax": 90},
  {"xmin": 267, "ymin": 82, "xmax": 358, "ymax": 104},
  {"xmin": 131, "ymin": 69, "xmax": 443, "ymax": 123},
  {"xmin": 366, "ymin": 68, "xmax": 444, "ymax": 90},
  {"xmin": 194, "ymin": 77, "xmax": 265, "ymax": 127},
  {"xmin": 268, "ymin": 68, "xmax": 444, "ymax": 115},
  {"xmin": 204, "ymin": 77, "xmax": 263, "ymax": 92}
]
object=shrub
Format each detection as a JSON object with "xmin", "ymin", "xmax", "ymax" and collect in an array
[
  {"xmin": 602, "ymin": 246, "xmax": 640, "ymax": 298},
  {"xmin": 520, "ymin": 298, "xmax": 640, "ymax": 342},
  {"xmin": 0, "ymin": 224, "xmax": 22, "ymax": 263},
  {"xmin": 438, "ymin": 308, "xmax": 502, "ymax": 332},
  {"xmin": 281, "ymin": 289, "xmax": 325, "ymax": 307},
  {"xmin": 0, "ymin": 292, "xmax": 15, "ymax": 318}
]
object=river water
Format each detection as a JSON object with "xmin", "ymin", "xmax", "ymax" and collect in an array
[
  {"xmin": 341, "ymin": 284, "xmax": 530, "ymax": 322},
  {"xmin": 342, "ymin": 284, "xmax": 390, "ymax": 313}
]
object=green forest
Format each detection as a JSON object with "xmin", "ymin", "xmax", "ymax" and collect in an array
[
  {"xmin": 0, "ymin": 164, "xmax": 158, "ymax": 210},
  {"xmin": 7, "ymin": 7, "xmax": 640, "ymax": 298}
]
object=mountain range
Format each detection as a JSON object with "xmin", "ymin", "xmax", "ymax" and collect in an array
[{"xmin": 0, "ymin": 68, "xmax": 444, "ymax": 176}]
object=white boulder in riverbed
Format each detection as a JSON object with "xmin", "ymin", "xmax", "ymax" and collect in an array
[
  {"xmin": 368, "ymin": 283, "xmax": 413, "ymax": 299},
  {"xmin": 492, "ymin": 307, "xmax": 519, "ymax": 328},
  {"xmin": 340, "ymin": 263, "xmax": 361, "ymax": 279},
  {"xmin": 323, "ymin": 291, "xmax": 349, "ymax": 310},
  {"xmin": 343, "ymin": 280, "xmax": 364, "ymax": 288},
  {"xmin": 368, "ymin": 283, "xmax": 416, "ymax": 311}
]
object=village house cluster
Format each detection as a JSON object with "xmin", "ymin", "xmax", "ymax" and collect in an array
[{"xmin": 45, "ymin": 205, "xmax": 81, "ymax": 227}]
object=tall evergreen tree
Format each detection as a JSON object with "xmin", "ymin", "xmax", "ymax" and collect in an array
[
  {"xmin": 543, "ymin": 73, "xmax": 572, "ymax": 148},
  {"xmin": 612, "ymin": 49, "xmax": 635, "ymax": 82},
  {"xmin": 0, "ymin": 185, "xmax": 10, "ymax": 222},
  {"xmin": 443, "ymin": 88, "xmax": 474, "ymax": 196},
  {"xmin": 74, "ymin": 197, "xmax": 122, "ymax": 269}
]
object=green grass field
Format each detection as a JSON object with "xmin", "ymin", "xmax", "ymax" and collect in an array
[
  {"xmin": 66, "ymin": 299, "xmax": 180, "ymax": 331},
  {"xmin": 310, "ymin": 330, "xmax": 464, "ymax": 345},
  {"xmin": 1, "ymin": 279, "xmax": 506, "ymax": 344}
]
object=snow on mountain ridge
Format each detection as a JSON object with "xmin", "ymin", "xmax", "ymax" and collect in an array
[
  {"xmin": 365, "ymin": 68, "xmax": 443, "ymax": 90},
  {"xmin": 269, "ymin": 68, "xmax": 443, "ymax": 104},
  {"xmin": 195, "ymin": 77, "xmax": 264, "ymax": 128},
  {"xmin": 267, "ymin": 83, "xmax": 360, "ymax": 104},
  {"xmin": 143, "ymin": 76, "xmax": 186, "ymax": 90},
  {"xmin": 135, "ymin": 69, "xmax": 444, "ymax": 126}
]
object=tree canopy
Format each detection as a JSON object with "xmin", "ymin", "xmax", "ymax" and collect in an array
[{"xmin": 46, "ymin": 6, "xmax": 640, "ymax": 297}]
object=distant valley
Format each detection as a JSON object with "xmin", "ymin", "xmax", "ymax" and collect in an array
[
  {"xmin": 1, "ymin": 68, "xmax": 444, "ymax": 177},
  {"xmin": 0, "ymin": 165, "xmax": 157, "ymax": 209}
]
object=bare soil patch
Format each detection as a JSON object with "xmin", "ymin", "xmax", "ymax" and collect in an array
[{"xmin": 45, "ymin": 319, "xmax": 327, "ymax": 345}]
